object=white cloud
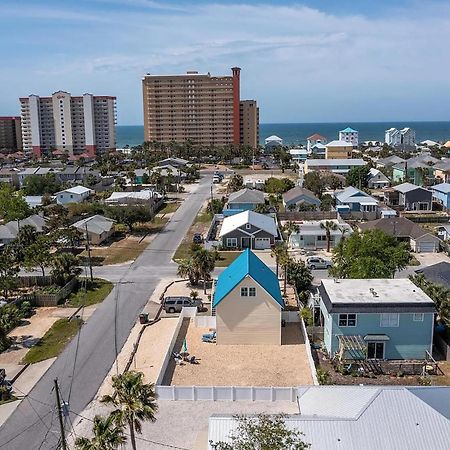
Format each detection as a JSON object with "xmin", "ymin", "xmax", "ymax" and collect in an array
[{"xmin": 1, "ymin": 2, "xmax": 450, "ymax": 123}]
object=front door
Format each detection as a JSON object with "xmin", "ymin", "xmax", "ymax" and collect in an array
[
  {"xmin": 241, "ymin": 237, "xmax": 251, "ymax": 248},
  {"xmin": 367, "ymin": 342, "xmax": 384, "ymax": 359}
]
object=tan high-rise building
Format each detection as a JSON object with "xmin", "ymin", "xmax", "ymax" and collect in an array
[
  {"xmin": 0, "ymin": 117, "xmax": 22, "ymax": 151},
  {"xmin": 240, "ymin": 100, "xmax": 259, "ymax": 148},
  {"xmin": 20, "ymin": 91, "xmax": 116, "ymax": 158},
  {"xmin": 142, "ymin": 67, "xmax": 259, "ymax": 148}
]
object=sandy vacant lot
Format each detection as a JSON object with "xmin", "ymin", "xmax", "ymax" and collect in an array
[{"xmin": 163, "ymin": 320, "xmax": 313, "ymax": 386}]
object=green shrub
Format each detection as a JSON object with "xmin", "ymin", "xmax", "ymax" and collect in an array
[
  {"xmin": 316, "ymin": 367, "xmax": 333, "ymax": 385},
  {"xmin": 300, "ymin": 307, "xmax": 313, "ymax": 326}
]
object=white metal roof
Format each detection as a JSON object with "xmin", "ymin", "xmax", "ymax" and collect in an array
[
  {"xmin": 219, "ymin": 210, "xmax": 277, "ymax": 237},
  {"xmin": 307, "ymin": 159, "xmax": 365, "ymax": 167},
  {"xmin": 208, "ymin": 387, "xmax": 450, "ymax": 450},
  {"xmin": 57, "ymin": 185, "xmax": 92, "ymax": 195},
  {"xmin": 326, "ymin": 140, "xmax": 353, "ymax": 147},
  {"xmin": 320, "ymin": 278, "xmax": 434, "ymax": 305},
  {"xmin": 72, "ymin": 214, "xmax": 115, "ymax": 235},
  {"xmin": 393, "ymin": 182, "xmax": 426, "ymax": 194}
]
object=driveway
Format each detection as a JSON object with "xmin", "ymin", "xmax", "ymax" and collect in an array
[{"xmin": 0, "ymin": 176, "xmax": 214, "ymax": 449}]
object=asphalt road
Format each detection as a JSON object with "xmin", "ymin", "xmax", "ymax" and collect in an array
[{"xmin": 0, "ymin": 176, "xmax": 213, "ymax": 450}]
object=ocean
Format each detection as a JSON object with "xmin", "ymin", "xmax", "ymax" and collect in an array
[{"xmin": 116, "ymin": 122, "xmax": 450, "ymax": 148}]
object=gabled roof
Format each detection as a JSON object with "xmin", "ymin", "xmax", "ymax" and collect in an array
[
  {"xmin": 228, "ymin": 188, "xmax": 265, "ymax": 205},
  {"xmin": 358, "ymin": 216, "xmax": 438, "ymax": 241},
  {"xmin": 416, "ymin": 262, "xmax": 450, "ymax": 289},
  {"xmin": 433, "ymin": 159, "xmax": 450, "ymax": 171},
  {"xmin": 72, "ymin": 215, "xmax": 115, "ymax": 235},
  {"xmin": 0, "ymin": 214, "xmax": 47, "ymax": 240},
  {"xmin": 219, "ymin": 210, "xmax": 277, "ymax": 237},
  {"xmin": 377, "ymin": 155, "xmax": 405, "ymax": 166},
  {"xmin": 368, "ymin": 168, "xmax": 389, "ymax": 181},
  {"xmin": 393, "ymin": 182, "xmax": 430, "ymax": 194},
  {"xmin": 327, "ymin": 140, "xmax": 353, "ymax": 147},
  {"xmin": 430, "ymin": 183, "xmax": 450, "ymax": 194},
  {"xmin": 213, "ymin": 249, "xmax": 284, "ymax": 308},
  {"xmin": 307, "ymin": 133, "xmax": 326, "ymax": 141},
  {"xmin": 265, "ymin": 135, "xmax": 282, "ymax": 142},
  {"xmin": 335, "ymin": 186, "xmax": 374, "ymax": 203},
  {"xmin": 282, "ymin": 187, "xmax": 319, "ymax": 204},
  {"xmin": 56, "ymin": 185, "xmax": 92, "ymax": 195},
  {"xmin": 340, "ymin": 127, "xmax": 358, "ymax": 133}
]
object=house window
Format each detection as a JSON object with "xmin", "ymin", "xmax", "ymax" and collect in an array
[
  {"xmin": 413, "ymin": 313, "xmax": 424, "ymax": 322},
  {"xmin": 240, "ymin": 287, "xmax": 248, "ymax": 297},
  {"xmin": 338, "ymin": 314, "xmax": 357, "ymax": 327},
  {"xmin": 380, "ymin": 313, "xmax": 399, "ymax": 327},
  {"xmin": 226, "ymin": 238, "xmax": 237, "ymax": 247},
  {"xmin": 249, "ymin": 287, "xmax": 256, "ymax": 296}
]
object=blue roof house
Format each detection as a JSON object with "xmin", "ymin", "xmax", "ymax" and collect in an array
[
  {"xmin": 430, "ymin": 183, "xmax": 450, "ymax": 209},
  {"xmin": 316, "ymin": 279, "xmax": 435, "ymax": 360},
  {"xmin": 334, "ymin": 186, "xmax": 379, "ymax": 220},
  {"xmin": 213, "ymin": 249, "xmax": 284, "ymax": 345}
]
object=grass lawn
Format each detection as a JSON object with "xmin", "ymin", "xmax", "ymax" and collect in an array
[
  {"xmin": 158, "ymin": 201, "xmax": 181, "ymax": 215},
  {"xmin": 0, "ymin": 395, "xmax": 18, "ymax": 406},
  {"xmin": 408, "ymin": 255, "xmax": 421, "ymax": 266},
  {"xmin": 22, "ymin": 318, "xmax": 83, "ymax": 364},
  {"xmin": 215, "ymin": 251, "xmax": 242, "ymax": 267},
  {"xmin": 173, "ymin": 210, "xmax": 213, "ymax": 261},
  {"xmin": 64, "ymin": 278, "xmax": 113, "ymax": 308}
]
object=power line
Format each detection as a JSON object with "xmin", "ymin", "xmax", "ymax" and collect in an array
[{"xmin": 70, "ymin": 410, "xmax": 190, "ymax": 450}]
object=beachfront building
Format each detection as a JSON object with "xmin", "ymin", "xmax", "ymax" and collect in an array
[
  {"xmin": 317, "ymin": 278, "xmax": 435, "ymax": 360},
  {"xmin": 325, "ymin": 140, "xmax": 353, "ymax": 159},
  {"xmin": 338, "ymin": 127, "xmax": 358, "ymax": 147},
  {"xmin": 306, "ymin": 133, "xmax": 327, "ymax": 152},
  {"xmin": 385, "ymin": 127, "xmax": 416, "ymax": 148},
  {"xmin": 0, "ymin": 117, "xmax": 22, "ymax": 151},
  {"xmin": 20, "ymin": 91, "xmax": 116, "ymax": 158},
  {"xmin": 213, "ymin": 249, "xmax": 284, "ymax": 345},
  {"xmin": 239, "ymin": 100, "xmax": 260, "ymax": 148},
  {"xmin": 392, "ymin": 155, "xmax": 438, "ymax": 185},
  {"xmin": 142, "ymin": 68, "xmax": 259, "ymax": 148},
  {"xmin": 289, "ymin": 148, "xmax": 308, "ymax": 163},
  {"xmin": 264, "ymin": 135, "xmax": 283, "ymax": 152},
  {"xmin": 305, "ymin": 158, "xmax": 365, "ymax": 175}
]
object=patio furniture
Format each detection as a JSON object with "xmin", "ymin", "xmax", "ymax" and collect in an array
[{"xmin": 202, "ymin": 331, "xmax": 216, "ymax": 343}]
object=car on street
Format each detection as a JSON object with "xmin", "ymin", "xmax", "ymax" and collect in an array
[
  {"xmin": 306, "ymin": 256, "xmax": 332, "ymax": 270},
  {"xmin": 163, "ymin": 296, "xmax": 204, "ymax": 313}
]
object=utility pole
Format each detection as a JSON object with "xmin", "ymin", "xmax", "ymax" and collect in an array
[
  {"xmin": 84, "ymin": 222, "xmax": 93, "ymax": 282},
  {"xmin": 210, "ymin": 184, "xmax": 213, "ymax": 204},
  {"xmin": 54, "ymin": 379, "xmax": 67, "ymax": 450}
]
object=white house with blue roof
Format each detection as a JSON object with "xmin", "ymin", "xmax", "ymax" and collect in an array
[
  {"xmin": 339, "ymin": 126, "xmax": 359, "ymax": 147},
  {"xmin": 430, "ymin": 183, "xmax": 450, "ymax": 209},
  {"xmin": 213, "ymin": 249, "xmax": 284, "ymax": 345}
]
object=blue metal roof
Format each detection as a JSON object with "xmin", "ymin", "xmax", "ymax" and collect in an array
[
  {"xmin": 340, "ymin": 127, "xmax": 357, "ymax": 133},
  {"xmin": 213, "ymin": 249, "xmax": 284, "ymax": 308}
]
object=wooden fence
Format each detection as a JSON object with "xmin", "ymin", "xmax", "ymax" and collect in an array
[{"xmin": 18, "ymin": 277, "xmax": 78, "ymax": 307}]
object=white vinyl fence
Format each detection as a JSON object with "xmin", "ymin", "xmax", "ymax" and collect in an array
[
  {"xmin": 299, "ymin": 317, "xmax": 319, "ymax": 385},
  {"xmin": 155, "ymin": 385, "xmax": 298, "ymax": 402},
  {"xmin": 195, "ymin": 316, "xmax": 216, "ymax": 328}
]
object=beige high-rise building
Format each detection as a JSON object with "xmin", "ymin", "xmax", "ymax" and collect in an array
[
  {"xmin": 20, "ymin": 91, "xmax": 116, "ymax": 158},
  {"xmin": 142, "ymin": 67, "xmax": 259, "ymax": 148},
  {"xmin": 239, "ymin": 100, "xmax": 259, "ymax": 148},
  {"xmin": 0, "ymin": 117, "xmax": 22, "ymax": 151}
]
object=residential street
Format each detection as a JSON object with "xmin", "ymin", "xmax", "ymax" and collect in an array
[{"xmin": 0, "ymin": 176, "xmax": 213, "ymax": 450}]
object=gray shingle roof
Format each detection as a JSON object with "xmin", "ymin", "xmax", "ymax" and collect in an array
[
  {"xmin": 393, "ymin": 182, "xmax": 428, "ymax": 194},
  {"xmin": 228, "ymin": 188, "xmax": 265, "ymax": 205},
  {"xmin": 415, "ymin": 261, "xmax": 450, "ymax": 289},
  {"xmin": 358, "ymin": 216, "xmax": 438, "ymax": 241},
  {"xmin": 72, "ymin": 215, "xmax": 115, "ymax": 235},
  {"xmin": 282, "ymin": 187, "xmax": 319, "ymax": 204}
]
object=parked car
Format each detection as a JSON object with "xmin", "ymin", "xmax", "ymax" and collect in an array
[
  {"xmin": 193, "ymin": 233, "xmax": 203, "ymax": 244},
  {"xmin": 213, "ymin": 176, "xmax": 221, "ymax": 184},
  {"xmin": 163, "ymin": 296, "xmax": 204, "ymax": 313},
  {"xmin": 306, "ymin": 256, "xmax": 332, "ymax": 270}
]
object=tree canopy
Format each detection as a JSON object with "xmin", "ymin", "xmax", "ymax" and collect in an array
[
  {"xmin": 264, "ymin": 177, "xmax": 295, "ymax": 194},
  {"xmin": 210, "ymin": 414, "xmax": 310, "ymax": 450},
  {"xmin": 0, "ymin": 185, "xmax": 30, "ymax": 222},
  {"xmin": 345, "ymin": 165, "xmax": 370, "ymax": 189},
  {"xmin": 330, "ymin": 229, "xmax": 410, "ymax": 279},
  {"xmin": 23, "ymin": 173, "xmax": 62, "ymax": 195}
]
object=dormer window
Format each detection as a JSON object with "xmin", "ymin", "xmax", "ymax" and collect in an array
[{"xmin": 245, "ymin": 223, "xmax": 251, "ymax": 230}]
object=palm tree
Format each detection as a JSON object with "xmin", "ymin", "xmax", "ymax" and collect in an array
[
  {"xmin": 177, "ymin": 258, "xmax": 198, "ymax": 285},
  {"xmin": 279, "ymin": 251, "xmax": 291, "ymax": 296},
  {"xmin": 101, "ymin": 371, "xmax": 158, "ymax": 450},
  {"xmin": 271, "ymin": 243, "xmax": 288, "ymax": 278},
  {"xmin": 283, "ymin": 221, "xmax": 299, "ymax": 248},
  {"xmin": 127, "ymin": 170, "xmax": 136, "ymax": 188},
  {"xmin": 75, "ymin": 414, "xmax": 126, "ymax": 450},
  {"xmin": 191, "ymin": 248, "xmax": 216, "ymax": 294},
  {"xmin": 320, "ymin": 220, "xmax": 338, "ymax": 252},
  {"xmin": 338, "ymin": 225, "xmax": 350, "ymax": 243}
]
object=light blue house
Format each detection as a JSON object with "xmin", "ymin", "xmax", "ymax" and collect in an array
[
  {"xmin": 224, "ymin": 188, "xmax": 265, "ymax": 217},
  {"xmin": 316, "ymin": 278, "xmax": 435, "ymax": 360},
  {"xmin": 334, "ymin": 186, "xmax": 378, "ymax": 220},
  {"xmin": 430, "ymin": 183, "xmax": 450, "ymax": 209}
]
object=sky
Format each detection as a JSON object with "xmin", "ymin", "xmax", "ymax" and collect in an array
[{"xmin": 1, "ymin": 0, "xmax": 450, "ymax": 125}]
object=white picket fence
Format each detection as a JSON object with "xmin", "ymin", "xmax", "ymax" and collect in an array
[
  {"xmin": 155, "ymin": 385, "xmax": 298, "ymax": 402},
  {"xmin": 195, "ymin": 315, "xmax": 216, "ymax": 328}
]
